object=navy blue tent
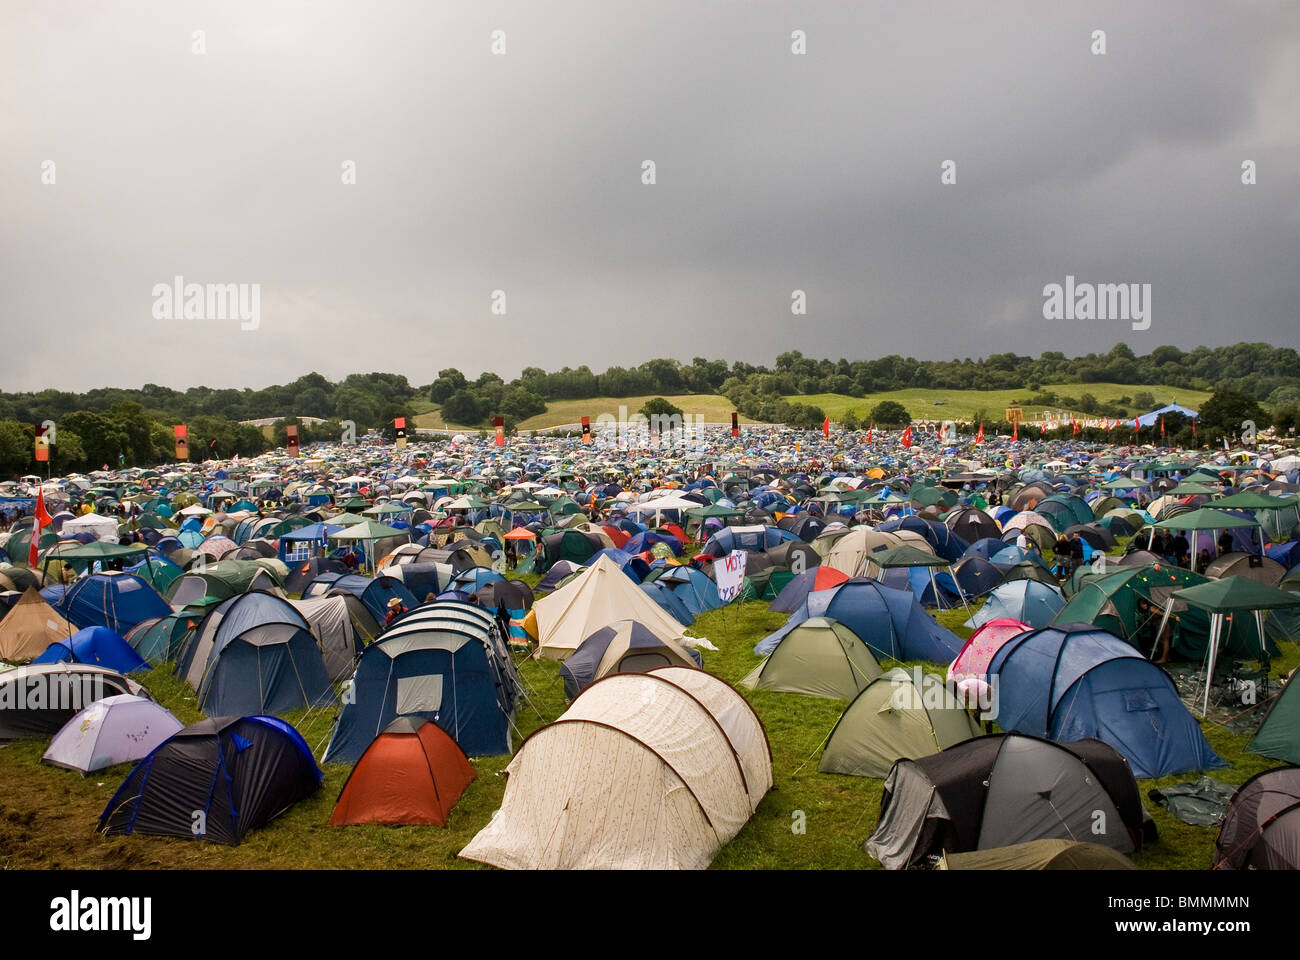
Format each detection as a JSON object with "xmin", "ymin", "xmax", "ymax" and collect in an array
[
  {"xmin": 876, "ymin": 516, "xmax": 968, "ymax": 562},
  {"xmin": 99, "ymin": 715, "xmax": 321, "ymax": 844},
  {"xmin": 639, "ymin": 580, "xmax": 696, "ymax": 626},
  {"xmin": 33, "ymin": 625, "xmax": 149, "ymax": 674},
  {"xmin": 646, "ymin": 565, "xmax": 723, "ymax": 615},
  {"xmin": 987, "ymin": 622, "xmax": 1225, "ymax": 779},
  {"xmin": 584, "ymin": 548, "xmax": 650, "ymax": 583},
  {"xmin": 176, "ymin": 592, "xmax": 335, "ymax": 716},
  {"xmin": 756, "ymin": 578, "xmax": 963, "ymax": 664},
  {"xmin": 700, "ymin": 526, "xmax": 798, "ymax": 556},
  {"xmin": 50, "ymin": 572, "xmax": 170, "ymax": 635},
  {"xmin": 623, "ymin": 531, "xmax": 683, "ymax": 556},
  {"xmin": 323, "ymin": 606, "xmax": 515, "ymax": 761}
]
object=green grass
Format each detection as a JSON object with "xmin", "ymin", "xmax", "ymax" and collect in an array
[
  {"xmin": 796, "ymin": 382, "xmax": 1214, "ymax": 422},
  {"xmin": 0, "ymin": 542, "xmax": 1291, "ymax": 870}
]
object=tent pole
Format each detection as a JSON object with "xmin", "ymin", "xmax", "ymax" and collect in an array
[
  {"xmin": 1202, "ymin": 612, "xmax": 1221, "ymax": 717},
  {"xmin": 1151, "ymin": 603, "xmax": 1175, "ymax": 660}
]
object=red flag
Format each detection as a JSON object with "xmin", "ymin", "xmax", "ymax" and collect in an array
[
  {"xmin": 822, "ymin": 416, "xmax": 830, "ymax": 438},
  {"xmin": 1134, "ymin": 417, "xmax": 1140, "ymax": 432},
  {"xmin": 1192, "ymin": 418, "xmax": 1196, "ymax": 438},
  {"xmin": 28, "ymin": 488, "xmax": 52, "ymax": 566},
  {"xmin": 1160, "ymin": 416, "xmax": 1165, "ymax": 438},
  {"xmin": 1072, "ymin": 419, "xmax": 1080, "ymax": 435},
  {"xmin": 867, "ymin": 423, "xmax": 873, "ymax": 443},
  {"xmin": 900, "ymin": 426, "xmax": 912, "ymax": 447},
  {"xmin": 1012, "ymin": 421, "xmax": 1018, "ymax": 442},
  {"xmin": 975, "ymin": 422, "xmax": 984, "ymax": 444}
]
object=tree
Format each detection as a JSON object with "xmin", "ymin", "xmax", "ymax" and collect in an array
[
  {"xmin": 1197, "ymin": 388, "xmax": 1269, "ymax": 443},
  {"xmin": 0, "ymin": 420, "xmax": 30, "ymax": 475},
  {"xmin": 441, "ymin": 389, "xmax": 488, "ymax": 426},
  {"xmin": 1132, "ymin": 391, "xmax": 1156, "ymax": 410},
  {"xmin": 869, "ymin": 400, "xmax": 910, "ymax": 427},
  {"xmin": 429, "ymin": 368, "xmax": 468, "ymax": 403},
  {"xmin": 638, "ymin": 397, "xmax": 684, "ymax": 420},
  {"xmin": 501, "ymin": 388, "xmax": 546, "ymax": 422}
]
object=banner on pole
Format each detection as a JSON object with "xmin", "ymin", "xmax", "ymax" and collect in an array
[
  {"xmin": 394, "ymin": 417, "xmax": 407, "ymax": 449},
  {"xmin": 494, "ymin": 416, "xmax": 505, "ymax": 447},
  {"xmin": 34, "ymin": 424, "xmax": 50, "ymax": 462},
  {"xmin": 715, "ymin": 550, "xmax": 748, "ymax": 603},
  {"xmin": 174, "ymin": 424, "xmax": 189, "ymax": 460},
  {"xmin": 581, "ymin": 416, "xmax": 591, "ymax": 443},
  {"xmin": 286, "ymin": 424, "xmax": 299, "ymax": 457}
]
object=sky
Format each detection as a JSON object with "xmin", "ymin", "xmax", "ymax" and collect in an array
[{"xmin": 3, "ymin": 0, "xmax": 1298, "ymax": 393}]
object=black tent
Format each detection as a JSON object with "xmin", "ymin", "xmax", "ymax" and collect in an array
[
  {"xmin": 865, "ymin": 733, "xmax": 1152, "ymax": 869},
  {"xmin": 99, "ymin": 715, "xmax": 321, "ymax": 844}
]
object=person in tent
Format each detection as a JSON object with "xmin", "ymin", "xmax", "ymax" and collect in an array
[
  {"xmin": 1217, "ymin": 530, "xmax": 1235, "ymax": 557},
  {"xmin": 385, "ymin": 597, "xmax": 406, "ymax": 627},
  {"xmin": 1171, "ymin": 533, "xmax": 1190, "ymax": 568},
  {"xmin": 1135, "ymin": 596, "xmax": 1172, "ymax": 664}
]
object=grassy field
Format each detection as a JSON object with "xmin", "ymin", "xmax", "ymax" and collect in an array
[
  {"xmin": 0, "ymin": 538, "xmax": 1291, "ymax": 870},
  {"xmin": 411, "ymin": 383, "xmax": 1211, "ymax": 432},
  {"xmin": 796, "ymin": 382, "xmax": 1215, "ymax": 423}
]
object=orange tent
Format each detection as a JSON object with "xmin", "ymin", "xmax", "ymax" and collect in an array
[{"xmin": 328, "ymin": 717, "xmax": 476, "ymax": 827}]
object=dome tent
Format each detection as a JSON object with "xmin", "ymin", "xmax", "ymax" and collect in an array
[
  {"xmin": 987, "ymin": 622, "xmax": 1224, "ymax": 779},
  {"xmin": 329, "ymin": 717, "xmax": 476, "ymax": 827},
  {"xmin": 0, "ymin": 587, "xmax": 75, "ymax": 661},
  {"xmin": 755, "ymin": 579, "xmax": 963, "ymax": 665},
  {"xmin": 559, "ymin": 619, "xmax": 699, "ymax": 700},
  {"xmin": 33, "ymin": 625, "xmax": 149, "ymax": 674},
  {"xmin": 819, "ymin": 668, "xmax": 982, "ymax": 778},
  {"xmin": 1214, "ymin": 766, "xmax": 1300, "ymax": 870},
  {"xmin": 323, "ymin": 604, "xmax": 517, "ymax": 762},
  {"xmin": 866, "ymin": 733, "xmax": 1151, "ymax": 870},
  {"xmin": 99, "ymin": 715, "xmax": 321, "ymax": 845},
  {"xmin": 0, "ymin": 663, "xmax": 149, "ymax": 741},
  {"xmin": 176, "ymin": 591, "xmax": 336, "ymax": 717},
  {"xmin": 459, "ymin": 670, "xmax": 770, "ymax": 869},
  {"xmin": 43, "ymin": 694, "xmax": 183, "ymax": 774},
  {"xmin": 740, "ymin": 617, "xmax": 881, "ymax": 699}
]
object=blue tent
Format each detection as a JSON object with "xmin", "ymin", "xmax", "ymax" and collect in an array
[
  {"xmin": 623, "ymin": 531, "xmax": 683, "ymax": 556},
  {"xmin": 965, "ymin": 579, "xmax": 1064, "ymax": 630},
  {"xmin": 453, "ymin": 568, "xmax": 507, "ymax": 593},
  {"xmin": 988, "ymin": 623, "xmax": 1224, "ymax": 779},
  {"xmin": 648, "ymin": 565, "xmax": 723, "ymax": 615},
  {"xmin": 756, "ymin": 578, "xmax": 963, "ymax": 664},
  {"xmin": 323, "ymin": 610, "xmax": 514, "ymax": 761},
  {"xmin": 876, "ymin": 516, "xmax": 968, "ymax": 562},
  {"xmin": 701, "ymin": 526, "xmax": 798, "ymax": 556},
  {"xmin": 177, "ymin": 592, "xmax": 335, "ymax": 716},
  {"xmin": 639, "ymin": 581, "xmax": 696, "ymax": 625},
  {"xmin": 584, "ymin": 548, "xmax": 650, "ymax": 583},
  {"xmin": 51, "ymin": 572, "xmax": 171, "ymax": 635},
  {"xmin": 305, "ymin": 573, "xmax": 419, "ymax": 623},
  {"xmin": 33, "ymin": 625, "xmax": 150, "ymax": 674}
]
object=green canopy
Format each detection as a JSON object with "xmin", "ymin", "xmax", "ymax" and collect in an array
[
  {"xmin": 1168, "ymin": 576, "xmax": 1300, "ymax": 716},
  {"xmin": 1171, "ymin": 576, "xmax": 1300, "ymax": 613},
  {"xmin": 1154, "ymin": 507, "xmax": 1260, "ymax": 531},
  {"xmin": 328, "ymin": 520, "xmax": 406, "ymax": 541}
]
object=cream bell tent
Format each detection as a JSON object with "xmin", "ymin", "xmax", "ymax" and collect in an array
[
  {"xmin": 459, "ymin": 669, "xmax": 771, "ymax": 869},
  {"xmin": 0, "ymin": 587, "xmax": 75, "ymax": 661},
  {"xmin": 529, "ymin": 554, "xmax": 686, "ymax": 660}
]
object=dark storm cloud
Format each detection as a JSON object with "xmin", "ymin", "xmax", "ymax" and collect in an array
[{"xmin": 1, "ymin": 0, "xmax": 1297, "ymax": 393}]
